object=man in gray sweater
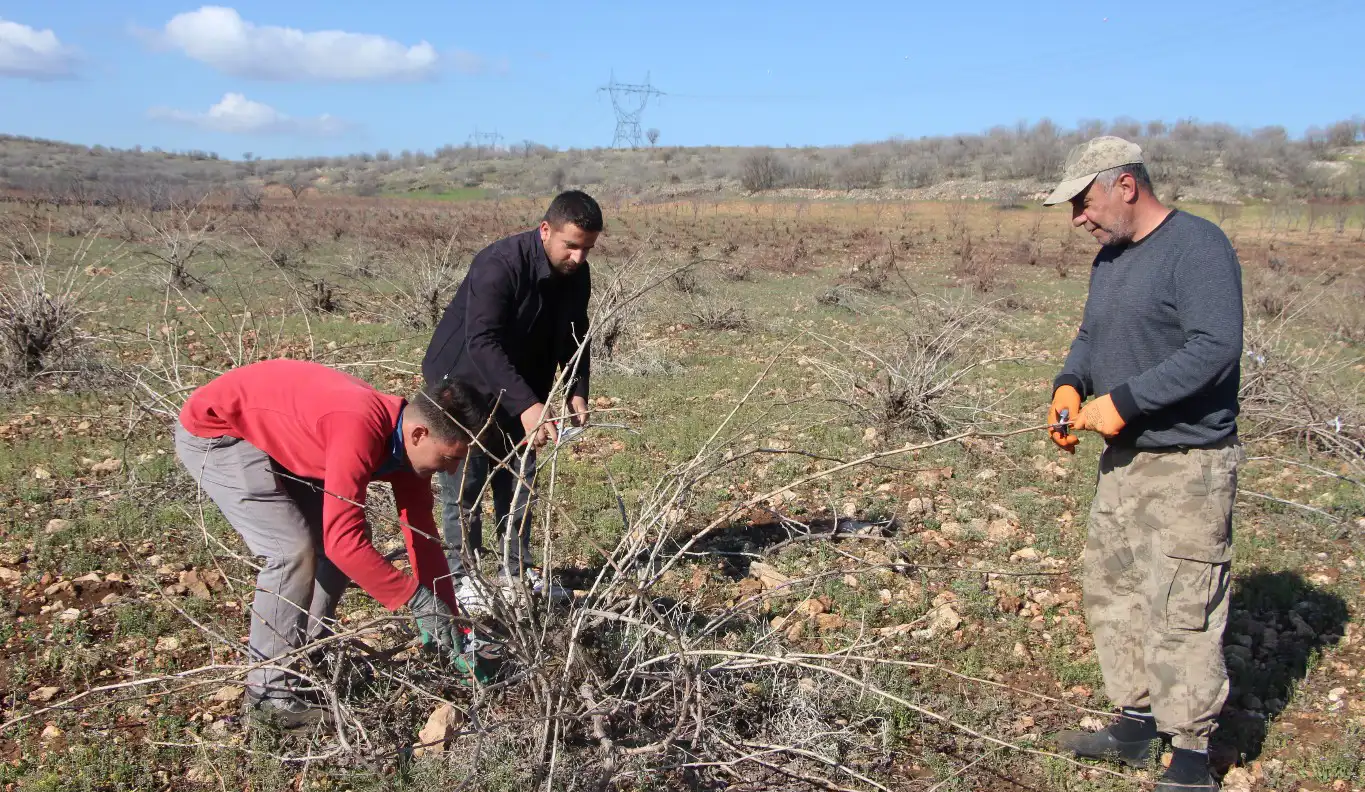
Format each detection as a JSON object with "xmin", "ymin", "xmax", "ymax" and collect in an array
[{"xmin": 1043, "ymin": 137, "xmax": 1243, "ymax": 792}]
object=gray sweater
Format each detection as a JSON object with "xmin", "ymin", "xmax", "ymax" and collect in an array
[{"xmin": 1054, "ymin": 210, "xmax": 1243, "ymax": 449}]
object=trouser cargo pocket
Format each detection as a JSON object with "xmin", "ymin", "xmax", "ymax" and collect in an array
[
  {"xmin": 1135, "ymin": 441, "xmax": 1240, "ymax": 633},
  {"xmin": 1158, "ymin": 555, "xmax": 1229, "ymax": 632}
]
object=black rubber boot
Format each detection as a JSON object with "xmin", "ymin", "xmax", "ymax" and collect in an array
[
  {"xmin": 1053, "ymin": 709, "xmax": 1159, "ymax": 768},
  {"xmin": 1156, "ymin": 747, "xmax": 1218, "ymax": 791}
]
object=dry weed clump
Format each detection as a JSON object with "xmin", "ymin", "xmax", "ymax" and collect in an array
[
  {"xmin": 310, "ymin": 278, "xmax": 339, "ymax": 313},
  {"xmin": 1, "ymin": 223, "xmax": 122, "ymax": 381},
  {"xmin": 815, "ymin": 284, "xmax": 875, "ymax": 314},
  {"xmin": 951, "ymin": 232, "xmax": 1009, "ymax": 293},
  {"xmin": 139, "ymin": 197, "xmax": 216, "ymax": 290},
  {"xmin": 1240, "ymin": 295, "xmax": 1364, "ymax": 474},
  {"xmin": 844, "ymin": 244, "xmax": 906, "ymax": 294},
  {"xmin": 809, "ymin": 292, "xmax": 1003, "ymax": 439},
  {"xmin": 362, "ymin": 233, "xmax": 465, "ymax": 330},
  {"xmin": 340, "ymin": 241, "xmax": 377, "ymax": 279},
  {"xmin": 587, "ymin": 249, "xmax": 678, "ymax": 370},
  {"xmin": 687, "ymin": 296, "xmax": 751, "ymax": 331},
  {"xmin": 718, "ymin": 262, "xmax": 752, "ymax": 282},
  {"xmin": 669, "ymin": 265, "xmax": 705, "ymax": 296}
]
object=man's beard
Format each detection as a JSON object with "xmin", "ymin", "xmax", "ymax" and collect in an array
[{"xmin": 1097, "ymin": 218, "xmax": 1135, "ymax": 246}]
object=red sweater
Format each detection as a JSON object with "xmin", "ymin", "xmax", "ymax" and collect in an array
[{"xmin": 179, "ymin": 359, "xmax": 455, "ymax": 612}]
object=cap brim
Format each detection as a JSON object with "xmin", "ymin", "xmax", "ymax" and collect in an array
[{"xmin": 1042, "ymin": 173, "xmax": 1097, "ymax": 206}]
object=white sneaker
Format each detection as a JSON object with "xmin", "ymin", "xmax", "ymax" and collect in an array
[
  {"xmin": 454, "ymin": 576, "xmax": 492, "ymax": 615},
  {"xmin": 503, "ymin": 568, "xmax": 570, "ymax": 603}
]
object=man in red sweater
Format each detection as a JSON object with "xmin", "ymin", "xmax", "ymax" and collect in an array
[{"xmin": 174, "ymin": 359, "xmax": 492, "ymax": 728}]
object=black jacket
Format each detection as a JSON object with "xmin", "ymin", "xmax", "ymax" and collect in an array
[{"xmin": 422, "ymin": 229, "xmax": 591, "ymax": 438}]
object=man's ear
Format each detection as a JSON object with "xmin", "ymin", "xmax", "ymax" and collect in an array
[
  {"xmin": 409, "ymin": 423, "xmax": 429, "ymax": 445},
  {"xmin": 1120, "ymin": 173, "xmax": 1141, "ymax": 204},
  {"xmin": 539, "ymin": 220, "xmax": 552, "ymax": 242}
]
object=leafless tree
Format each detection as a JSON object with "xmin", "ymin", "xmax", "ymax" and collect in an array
[
  {"xmin": 834, "ymin": 156, "xmax": 886, "ymax": 190},
  {"xmin": 233, "ymin": 183, "xmax": 263, "ymax": 212},
  {"xmin": 282, "ymin": 172, "xmax": 314, "ymax": 201},
  {"xmin": 739, "ymin": 151, "xmax": 786, "ymax": 192},
  {"xmin": 1326, "ymin": 119, "xmax": 1361, "ymax": 148}
]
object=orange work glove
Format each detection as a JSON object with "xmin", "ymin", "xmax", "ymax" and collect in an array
[
  {"xmin": 1073, "ymin": 393, "xmax": 1126, "ymax": 438},
  {"xmin": 1048, "ymin": 385, "xmax": 1081, "ymax": 454}
]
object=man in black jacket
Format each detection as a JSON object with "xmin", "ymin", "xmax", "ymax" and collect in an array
[{"xmin": 422, "ymin": 190, "xmax": 600, "ymax": 600}]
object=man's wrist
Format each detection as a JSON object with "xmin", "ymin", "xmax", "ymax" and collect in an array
[
  {"xmin": 1109, "ymin": 384, "xmax": 1141, "ymax": 423},
  {"xmin": 1053, "ymin": 375, "xmax": 1084, "ymax": 399}
]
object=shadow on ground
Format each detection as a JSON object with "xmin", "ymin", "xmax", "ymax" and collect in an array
[
  {"xmin": 1213, "ymin": 569, "xmax": 1350, "ymax": 765},
  {"xmin": 688, "ymin": 509, "xmax": 901, "ymax": 579}
]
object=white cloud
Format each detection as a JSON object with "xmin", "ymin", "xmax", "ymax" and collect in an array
[
  {"xmin": 154, "ymin": 6, "xmax": 439, "ymax": 82},
  {"xmin": 149, "ymin": 93, "xmax": 351, "ymax": 136},
  {"xmin": 0, "ymin": 18, "xmax": 77, "ymax": 79}
]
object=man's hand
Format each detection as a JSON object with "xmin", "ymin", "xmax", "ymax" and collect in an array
[
  {"xmin": 1073, "ymin": 393, "xmax": 1126, "ymax": 439},
  {"xmin": 520, "ymin": 402, "xmax": 557, "ymax": 448},
  {"xmin": 408, "ymin": 585, "xmax": 461, "ymax": 658},
  {"xmin": 566, "ymin": 395, "xmax": 590, "ymax": 428},
  {"xmin": 1049, "ymin": 385, "xmax": 1081, "ymax": 454}
]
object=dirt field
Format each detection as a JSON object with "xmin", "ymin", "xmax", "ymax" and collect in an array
[{"xmin": 0, "ymin": 195, "xmax": 1362, "ymax": 791}]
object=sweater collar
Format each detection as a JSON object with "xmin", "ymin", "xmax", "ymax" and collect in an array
[
  {"xmin": 374, "ymin": 408, "xmax": 410, "ymax": 477},
  {"xmin": 1124, "ymin": 209, "xmax": 1179, "ymax": 250}
]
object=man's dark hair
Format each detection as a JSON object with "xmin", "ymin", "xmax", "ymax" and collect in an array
[
  {"xmin": 544, "ymin": 190, "xmax": 603, "ymax": 233},
  {"xmin": 409, "ymin": 378, "xmax": 494, "ymax": 443}
]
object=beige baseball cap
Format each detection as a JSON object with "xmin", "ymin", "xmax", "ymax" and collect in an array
[{"xmin": 1042, "ymin": 136, "xmax": 1145, "ymax": 206}]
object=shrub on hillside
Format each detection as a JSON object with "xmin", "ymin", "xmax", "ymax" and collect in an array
[{"xmin": 739, "ymin": 151, "xmax": 786, "ymax": 192}]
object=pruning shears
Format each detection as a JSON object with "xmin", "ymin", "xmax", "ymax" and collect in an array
[
  {"xmin": 553, "ymin": 421, "xmax": 640, "ymax": 449},
  {"xmin": 523, "ymin": 420, "xmax": 634, "ymax": 450},
  {"xmin": 555, "ymin": 422, "xmax": 587, "ymax": 445},
  {"xmin": 1051, "ymin": 408, "xmax": 1071, "ymax": 437}
]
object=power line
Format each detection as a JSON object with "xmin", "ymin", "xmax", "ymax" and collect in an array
[
  {"xmin": 598, "ymin": 72, "xmax": 664, "ymax": 149},
  {"xmin": 468, "ymin": 126, "xmax": 503, "ymax": 153}
]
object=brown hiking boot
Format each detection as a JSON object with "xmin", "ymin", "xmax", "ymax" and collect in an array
[{"xmin": 243, "ymin": 691, "xmax": 331, "ymax": 731}]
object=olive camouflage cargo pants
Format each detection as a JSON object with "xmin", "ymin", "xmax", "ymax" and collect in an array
[{"xmin": 1083, "ymin": 438, "xmax": 1242, "ymax": 751}]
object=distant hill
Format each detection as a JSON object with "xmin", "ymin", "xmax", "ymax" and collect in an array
[{"xmin": 2, "ymin": 118, "xmax": 1361, "ymax": 206}]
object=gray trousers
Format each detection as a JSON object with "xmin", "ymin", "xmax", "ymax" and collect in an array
[
  {"xmin": 438, "ymin": 447, "xmax": 536, "ymax": 577},
  {"xmin": 174, "ymin": 425, "xmax": 349, "ymax": 699}
]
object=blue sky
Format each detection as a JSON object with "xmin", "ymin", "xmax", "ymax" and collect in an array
[{"xmin": 0, "ymin": 0, "xmax": 1360, "ymax": 160}]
